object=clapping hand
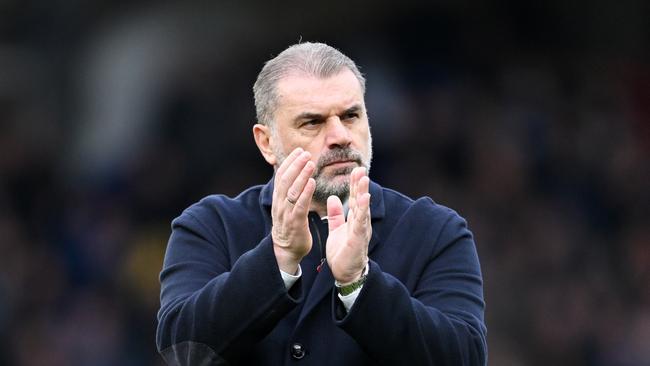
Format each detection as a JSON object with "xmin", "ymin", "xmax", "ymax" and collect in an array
[{"xmin": 326, "ymin": 167, "xmax": 371, "ymax": 284}]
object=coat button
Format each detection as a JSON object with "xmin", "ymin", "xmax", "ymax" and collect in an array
[{"xmin": 291, "ymin": 343, "xmax": 305, "ymax": 359}]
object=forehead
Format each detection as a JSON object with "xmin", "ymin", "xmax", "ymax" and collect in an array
[{"xmin": 274, "ymin": 69, "xmax": 364, "ymax": 117}]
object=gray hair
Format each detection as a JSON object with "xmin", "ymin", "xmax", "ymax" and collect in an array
[{"xmin": 253, "ymin": 42, "xmax": 366, "ymax": 127}]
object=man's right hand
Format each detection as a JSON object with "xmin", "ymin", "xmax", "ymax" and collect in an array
[{"xmin": 271, "ymin": 147, "xmax": 316, "ymax": 275}]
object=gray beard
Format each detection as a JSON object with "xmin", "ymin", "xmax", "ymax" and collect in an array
[
  {"xmin": 312, "ymin": 165, "xmax": 354, "ymax": 203},
  {"xmin": 274, "ymin": 145, "xmax": 372, "ymax": 204}
]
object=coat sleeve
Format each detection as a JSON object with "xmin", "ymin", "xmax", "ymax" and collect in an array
[
  {"xmin": 156, "ymin": 206, "xmax": 302, "ymax": 365},
  {"xmin": 333, "ymin": 205, "xmax": 487, "ymax": 366}
]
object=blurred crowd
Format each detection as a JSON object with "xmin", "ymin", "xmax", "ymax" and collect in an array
[{"xmin": 1, "ymin": 1, "xmax": 648, "ymax": 365}]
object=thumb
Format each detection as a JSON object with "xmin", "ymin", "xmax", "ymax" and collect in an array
[{"xmin": 327, "ymin": 195, "xmax": 345, "ymax": 231}]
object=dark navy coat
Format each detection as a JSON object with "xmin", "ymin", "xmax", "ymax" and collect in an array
[{"xmin": 157, "ymin": 180, "xmax": 487, "ymax": 365}]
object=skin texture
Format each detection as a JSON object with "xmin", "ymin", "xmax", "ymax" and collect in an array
[{"xmin": 252, "ymin": 69, "xmax": 372, "ymax": 283}]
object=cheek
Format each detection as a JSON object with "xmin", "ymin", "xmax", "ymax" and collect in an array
[
  {"xmin": 270, "ymin": 140, "xmax": 287, "ymax": 160},
  {"xmin": 352, "ymin": 127, "xmax": 371, "ymax": 151},
  {"xmin": 300, "ymin": 139, "xmax": 326, "ymax": 163},
  {"xmin": 308, "ymin": 150, "xmax": 323, "ymax": 167},
  {"xmin": 275, "ymin": 134, "xmax": 307, "ymax": 159}
]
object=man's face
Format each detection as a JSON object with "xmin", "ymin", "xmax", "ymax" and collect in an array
[{"xmin": 270, "ymin": 69, "xmax": 372, "ymax": 203}]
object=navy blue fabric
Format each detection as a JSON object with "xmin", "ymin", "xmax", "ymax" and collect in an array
[{"xmin": 157, "ymin": 179, "xmax": 487, "ymax": 365}]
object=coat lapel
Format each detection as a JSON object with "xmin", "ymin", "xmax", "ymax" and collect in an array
[
  {"xmin": 296, "ymin": 224, "xmax": 382, "ymax": 323},
  {"xmin": 297, "ymin": 262, "xmax": 334, "ymax": 323}
]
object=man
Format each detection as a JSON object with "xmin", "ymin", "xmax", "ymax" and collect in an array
[{"xmin": 157, "ymin": 42, "xmax": 487, "ymax": 365}]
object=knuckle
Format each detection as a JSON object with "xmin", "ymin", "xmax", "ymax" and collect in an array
[{"xmin": 287, "ymin": 190, "xmax": 297, "ymax": 200}]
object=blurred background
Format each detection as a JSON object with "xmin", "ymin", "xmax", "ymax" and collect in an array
[{"xmin": 0, "ymin": 1, "xmax": 648, "ymax": 365}]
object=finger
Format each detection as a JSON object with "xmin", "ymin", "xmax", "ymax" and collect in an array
[
  {"xmin": 352, "ymin": 191, "xmax": 371, "ymax": 236},
  {"xmin": 287, "ymin": 160, "xmax": 315, "ymax": 207},
  {"xmin": 349, "ymin": 167, "xmax": 366, "ymax": 216},
  {"xmin": 278, "ymin": 151, "xmax": 311, "ymax": 198},
  {"xmin": 352, "ymin": 175, "xmax": 370, "ymax": 231},
  {"xmin": 327, "ymin": 195, "xmax": 346, "ymax": 231},
  {"xmin": 293, "ymin": 177, "xmax": 316, "ymax": 214},
  {"xmin": 348, "ymin": 167, "xmax": 360, "ymax": 212},
  {"xmin": 275, "ymin": 147, "xmax": 304, "ymax": 180},
  {"xmin": 357, "ymin": 174, "xmax": 370, "ymax": 199}
]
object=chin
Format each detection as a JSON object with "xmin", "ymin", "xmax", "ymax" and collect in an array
[
  {"xmin": 328, "ymin": 172, "xmax": 351, "ymax": 185},
  {"xmin": 329, "ymin": 165, "xmax": 355, "ymax": 177}
]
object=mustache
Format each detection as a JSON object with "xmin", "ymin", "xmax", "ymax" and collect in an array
[{"xmin": 315, "ymin": 147, "xmax": 363, "ymax": 171}]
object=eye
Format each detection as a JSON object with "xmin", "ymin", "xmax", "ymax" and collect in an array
[
  {"xmin": 300, "ymin": 119, "xmax": 323, "ymax": 129},
  {"xmin": 343, "ymin": 112, "xmax": 359, "ymax": 121}
]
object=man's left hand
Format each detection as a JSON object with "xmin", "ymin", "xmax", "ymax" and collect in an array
[{"xmin": 326, "ymin": 167, "xmax": 371, "ymax": 284}]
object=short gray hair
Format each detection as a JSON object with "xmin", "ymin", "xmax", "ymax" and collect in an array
[{"xmin": 253, "ymin": 42, "xmax": 366, "ymax": 127}]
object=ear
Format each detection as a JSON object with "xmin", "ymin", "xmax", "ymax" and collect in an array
[{"xmin": 253, "ymin": 123, "xmax": 278, "ymax": 166}]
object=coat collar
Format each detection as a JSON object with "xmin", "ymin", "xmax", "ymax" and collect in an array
[{"xmin": 259, "ymin": 175, "xmax": 386, "ymax": 220}]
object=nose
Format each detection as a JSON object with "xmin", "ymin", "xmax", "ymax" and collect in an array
[{"xmin": 324, "ymin": 116, "xmax": 352, "ymax": 148}]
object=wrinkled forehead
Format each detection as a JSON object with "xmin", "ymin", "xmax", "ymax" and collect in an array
[{"xmin": 274, "ymin": 69, "xmax": 365, "ymax": 117}]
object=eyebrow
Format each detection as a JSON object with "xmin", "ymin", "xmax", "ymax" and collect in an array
[
  {"xmin": 294, "ymin": 112, "xmax": 324, "ymax": 123},
  {"xmin": 343, "ymin": 105, "xmax": 362, "ymax": 116},
  {"xmin": 293, "ymin": 104, "xmax": 363, "ymax": 125}
]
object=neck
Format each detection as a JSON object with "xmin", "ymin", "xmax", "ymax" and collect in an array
[
  {"xmin": 310, "ymin": 197, "xmax": 349, "ymax": 219},
  {"xmin": 310, "ymin": 200, "xmax": 328, "ymax": 218}
]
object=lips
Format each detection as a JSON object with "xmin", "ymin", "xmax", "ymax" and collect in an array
[
  {"xmin": 325, "ymin": 160, "xmax": 355, "ymax": 168},
  {"xmin": 315, "ymin": 147, "xmax": 364, "ymax": 174}
]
